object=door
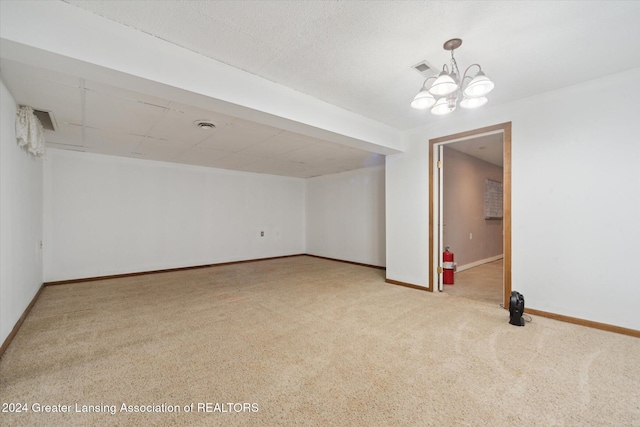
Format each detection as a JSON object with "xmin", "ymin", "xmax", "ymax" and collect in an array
[
  {"xmin": 428, "ymin": 122, "xmax": 512, "ymax": 309},
  {"xmin": 437, "ymin": 144, "xmax": 444, "ymax": 291}
]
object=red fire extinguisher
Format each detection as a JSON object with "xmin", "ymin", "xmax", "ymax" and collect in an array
[{"xmin": 443, "ymin": 246, "xmax": 454, "ymax": 285}]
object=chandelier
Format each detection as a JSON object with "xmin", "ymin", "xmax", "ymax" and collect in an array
[{"xmin": 410, "ymin": 38, "xmax": 494, "ymax": 115}]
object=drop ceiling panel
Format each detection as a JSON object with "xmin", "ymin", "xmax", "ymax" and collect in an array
[
  {"xmin": 240, "ymin": 158, "xmax": 310, "ymax": 178},
  {"xmin": 176, "ymin": 146, "xmax": 233, "ymax": 168},
  {"xmin": 302, "ymin": 164, "xmax": 352, "ymax": 178},
  {"xmin": 47, "ymin": 142, "xmax": 85, "ymax": 152},
  {"xmin": 44, "ymin": 123, "xmax": 84, "ymax": 146},
  {"xmin": 146, "ymin": 109, "xmax": 217, "ymax": 146},
  {"xmin": 238, "ymin": 132, "xmax": 316, "ymax": 158},
  {"xmin": 205, "ymin": 152, "xmax": 265, "ymax": 170},
  {"xmin": 229, "ymin": 118, "xmax": 286, "ymax": 136},
  {"xmin": 339, "ymin": 153, "xmax": 386, "ymax": 169},
  {"xmin": 283, "ymin": 141, "xmax": 355, "ymax": 164},
  {"xmin": 197, "ymin": 124, "xmax": 279, "ymax": 152},
  {"xmin": 168, "ymin": 101, "xmax": 236, "ymax": 125},
  {"xmin": 84, "ymin": 80, "xmax": 171, "ymax": 108},
  {"xmin": 0, "ymin": 59, "xmax": 386, "ymax": 178},
  {"xmin": 334, "ymin": 146, "xmax": 380, "ymax": 161},
  {"xmin": 302, "ymin": 152, "xmax": 385, "ymax": 178},
  {"xmin": 83, "ymin": 128, "xmax": 142, "ymax": 156},
  {"xmin": 84, "ymin": 90, "xmax": 167, "ymax": 135}
]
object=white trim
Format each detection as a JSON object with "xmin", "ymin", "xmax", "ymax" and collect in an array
[{"xmin": 455, "ymin": 254, "xmax": 503, "ymax": 273}]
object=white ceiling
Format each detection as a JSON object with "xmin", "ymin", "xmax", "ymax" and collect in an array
[
  {"xmin": 0, "ymin": 58, "xmax": 383, "ymax": 178},
  {"xmin": 447, "ymin": 133, "xmax": 504, "ymax": 167},
  {"xmin": 63, "ymin": 0, "xmax": 640, "ymax": 130},
  {"xmin": 2, "ymin": 1, "xmax": 640, "ymax": 177}
]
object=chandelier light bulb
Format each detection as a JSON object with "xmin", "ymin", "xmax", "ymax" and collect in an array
[
  {"xmin": 428, "ymin": 70, "xmax": 459, "ymax": 96},
  {"xmin": 411, "ymin": 89, "xmax": 437, "ymax": 110},
  {"xmin": 431, "ymin": 97, "xmax": 455, "ymax": 115},
  {"xmin": 463, "ymin": 71, "xmax": 495, "ymax": 98},
  {"xmin": 460, "ymin": 96, "xmax": 488, "ymax": 109}
]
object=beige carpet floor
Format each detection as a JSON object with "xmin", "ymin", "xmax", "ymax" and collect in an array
[
  {"xmin": 443, "ymin": 260, "xmax": 504, "ymax": 306},
  {"xmin": 1, "ymin": 256, "xmax": 639, "ymax": 426}
]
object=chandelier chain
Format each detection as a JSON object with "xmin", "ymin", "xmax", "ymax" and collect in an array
[{"xmin": 450, "ymin": 49, "xmax": 460, "ymax": 78}]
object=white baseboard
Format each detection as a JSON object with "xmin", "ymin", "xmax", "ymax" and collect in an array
[{"xmin": 455, "ymin": 254, "xmax": 503, "ymax": 273}]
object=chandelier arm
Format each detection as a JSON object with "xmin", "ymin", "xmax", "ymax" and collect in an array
[
  {"xmin": 420, "ymin": 76, "xmax": 437, "ymax": 89},
  {"xmin": 460, "ymin": 75, "xmax": 474, "ymax": 87},
  {"xmin": 462, "ymin": 63, "xmax": 483, "ymax": 84}
]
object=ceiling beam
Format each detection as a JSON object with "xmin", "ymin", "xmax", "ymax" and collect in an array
[{"xmin": 0, "ymin": 1, "xmax": 405, "ymax": 155}]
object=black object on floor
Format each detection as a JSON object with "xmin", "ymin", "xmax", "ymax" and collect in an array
[{"xmin": 509, "ymin": 291, "xmax": 525, "ymax": 326}]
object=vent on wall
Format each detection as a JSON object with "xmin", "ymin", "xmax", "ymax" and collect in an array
[{"xmin": 32, "ymin": 109, "xmax": 57, "ymax": 131}]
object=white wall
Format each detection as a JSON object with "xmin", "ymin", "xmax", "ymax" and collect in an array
[
  {"xmin": 386, "ymin": 137, "xmax": 431, "ymax": 287},
  {"xmin": 386, "ymin": 67, "xmax": 640, "ymax": 330},
  {"xmin": 306, "ymin": 166, "xmax": 385, "ymax": 267},
  {"xmin": 43, "ymin": 149, "xmax": 305, "ymax": 282},
  {"xmin": 0, "ymin": 79, "xmax": 43, "ymax": 345}
]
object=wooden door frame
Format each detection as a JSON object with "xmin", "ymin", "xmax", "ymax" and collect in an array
[{"xmin": 428, "ymin": 122, "xmax": 512, "ymax": 309}]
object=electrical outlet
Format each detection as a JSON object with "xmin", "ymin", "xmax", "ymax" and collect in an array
[
  {"xmin": 469, "ymin": 233, "xmax": 473, "ymax": 240},
  {"xmin": 260, "ymin": 231, "xmax": 264, "ymax": 237}
]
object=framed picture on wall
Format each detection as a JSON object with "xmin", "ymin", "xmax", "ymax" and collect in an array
[{"xmin": 484, "ymin": 179, "xmax": 503, "ymax": 219}]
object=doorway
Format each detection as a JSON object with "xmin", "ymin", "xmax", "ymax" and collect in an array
[{"xmin": 428, "ymin": 122, "xmax": 512, "ymax": 309}]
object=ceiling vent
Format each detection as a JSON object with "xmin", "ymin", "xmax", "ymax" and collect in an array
[
  {"xmin": 412, "ymin": 60, "xmax": 437, "ymax": 77},
  {"xmin": 195, "ymin": 120, "xmax": 216, "ymax": 130},
  {"xmin": 32, "ymin": 109, "xmax": 57, "ymax": 131}
]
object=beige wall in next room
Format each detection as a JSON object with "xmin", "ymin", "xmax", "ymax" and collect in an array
[{"xmin": 443, "ymin": 145, "xmax": 503, "ymax": 269}]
